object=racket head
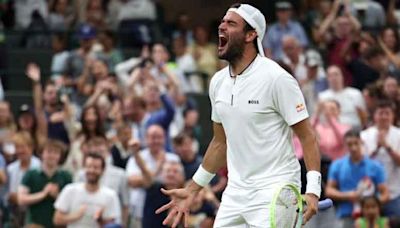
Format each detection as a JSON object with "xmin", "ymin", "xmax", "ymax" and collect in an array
[{"xmin": 270, "ymin": 183, "xmax": 303, "ymax": 228}]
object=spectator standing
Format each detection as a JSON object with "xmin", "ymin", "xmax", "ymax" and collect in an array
[
  {"xmin": 316, "ymin": 0, "xmax": 361, "ymax": 86},
  {"xmin": 312, "ymin": 100, "xmax": 351, "ymax": 161},
  {"xmin": 51, "ymin": 34, "xmax": 69, "ymax": 79},
  {"xmin": 361, "ymin": 100, "xmax": 400, "ymax": 217},
  {"xmin": 126, "ymin": 125, "xmax": 180, "ymax": 228},
  {"xmin": 96, "ymin": 30, "xmax": 124, "ymax": 73},
  {"xmin": 132, "ymin": 152, "xmax": 185, "ymax": 228},
  {"xmin": 75, "ymin": 137, "xmax": 130, "ymax": 227},
  {"xmin": 319, "ymin": 65, "xmax": 367, "ymax": 129},
  {"xmin": 263, "ymin": 1, "xmax": 309, "ymax": 60},
  {"xmin": 18, "ymin": 140, "xmax": 72, "ymax": 228},
  {"xmin": 27, "ymin": 63, "xmax": 71, "ymax": 146},
  {"xmin": 325, "ymin": 130, "xmax": 389, "ymax": 228},
  {"xmin": 64, "ymin": 105, "xmax": 105, "ymax": 175},
  {"xmin": 48, "ymin": 0, "xmax": 75, "ymax": 31},
  {"xmin": 122, "ymin": 82, "xmax": 176, "ymax": 151},
  {"xmin": 378, "ymin": 27, "xmax": 400, "ymax": 74},
  {"xmin": 64, "ymin": 24, "xmax": 97, "ymax": 91},
  {"xmin": 54, "ymin": 153, "xmax": 121, "ymax": 227},
  {"xmin": 348, "ymin": 47, "xmax": 386, "ymax": 91},
  {"xmin": 110, "ymin": 124, "xmax": 133, "ymax": 169},
  {"xmin": 189, "ymin": 25, "xmax": 219, "ymax": 78},
  {"xmin": 6, "ymin": 132, "xmax": 41, "ymax": 227}
]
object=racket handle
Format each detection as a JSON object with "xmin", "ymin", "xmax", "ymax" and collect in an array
[{"xmin": 318, "ymin": 198, "xmax": 333, "ymax": 210}]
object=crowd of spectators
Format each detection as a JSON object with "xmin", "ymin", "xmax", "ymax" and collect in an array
[{"xmin": 0, "ymin": 0, "xmax": 400, "ymax": 227}]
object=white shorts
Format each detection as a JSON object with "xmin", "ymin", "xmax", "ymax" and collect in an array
[{"xmin": 214, "ymin": 185, "xmax": 275, "ymax": 228}]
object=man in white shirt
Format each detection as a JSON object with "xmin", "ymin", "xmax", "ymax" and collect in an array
[
  {"xmin": 361, "ymin": 100, "xmax": 400, "ymax": 217},
  {"xmin": 54, "ymin": 153, "xmax": 121, "ymax": 228},
  {"xmin": 319, "ymin": 65, "xmax": 367, "ymax": 129},
  {"xmin": 126, "ymin": 124, "xmax": 180, "ymax": 228},
  {"xmin": 74, "ymin": 137, "xmax": 130, "ymax": 227},
  {"xmin": 157, "ymin": 4, "xmax": 321, "ymax": 228}
]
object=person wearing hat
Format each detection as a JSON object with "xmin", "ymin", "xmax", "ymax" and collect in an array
[
  {"xmin": 64, "ymin": 24, "xmax": 97, "ymax": 88},
  {"xmin": 157, "ymin": 3, "xmax": 321, "ymax": 227},
  {"xmin": 263, "ymin": 1, "xmax": 309, "ymax": 61}
]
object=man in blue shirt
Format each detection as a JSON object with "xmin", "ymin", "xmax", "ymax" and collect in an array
[
  {"xmin": 263, "ymin": 1, "xmax": 309, "ymax": 60},
  {"xmin": 325, "ymin": 129, "xmax": 389, "ymax": 228}
]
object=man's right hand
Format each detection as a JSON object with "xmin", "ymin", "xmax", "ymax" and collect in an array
[{"xmin": 156, "ymin": 187, "xmax": 199, "ymax": 228}]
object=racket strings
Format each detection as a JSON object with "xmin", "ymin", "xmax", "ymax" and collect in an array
[{"xmin": 275, "ymin": 189, "xmax": 300, "ymax": 228}]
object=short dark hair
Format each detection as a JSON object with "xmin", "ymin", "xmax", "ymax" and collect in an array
[
  {"xmin": 42, "ymin": 139, "xmax": 68, "ymax": 165},
  {"xmin": 173, "ymin": 132, "xmax": 193, "ymax": 146},
  {"xmin": 344, "ymin": 129, "xmax": 361, "ymax": 139},
  {"xmin": 84, "ymin": 152, "xmax": 106, "ymax": 170}
]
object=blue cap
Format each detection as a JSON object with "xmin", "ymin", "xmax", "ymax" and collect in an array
[{"xmin": 77, "ymin": 24, "xmax": 96, "ymax": 40}]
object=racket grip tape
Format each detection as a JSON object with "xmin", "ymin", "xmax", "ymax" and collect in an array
[{"xmin": 318, "ymin": 198, "xmax": 333, "ymax": 210}]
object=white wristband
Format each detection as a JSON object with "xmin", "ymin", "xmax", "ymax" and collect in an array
[
  {"xmin": 306, "ymin": 170, "xmax": 322, "ymax": 198},
  {"xmin": 192, "ymin": 165, "xmax": 215, "ymax": 187}
]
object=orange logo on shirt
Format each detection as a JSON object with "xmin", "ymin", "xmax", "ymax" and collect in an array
[{"xmin": 296, "ymin": 103, "xmax": 305, "ymax": 112}]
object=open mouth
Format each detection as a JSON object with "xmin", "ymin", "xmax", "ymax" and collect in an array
[{"xmin": 219, "ymin": 35, "xmax": 228, "ymax": 49}]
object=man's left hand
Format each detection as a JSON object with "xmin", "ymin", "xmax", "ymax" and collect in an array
[{"xmin": 302, "ymin": 193, "xmax": 319, "ymax": 225}]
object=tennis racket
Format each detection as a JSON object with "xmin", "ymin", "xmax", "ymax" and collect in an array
[{"xmin": 270, "ymin": 183, "xmax": 333, "ymax": 228}]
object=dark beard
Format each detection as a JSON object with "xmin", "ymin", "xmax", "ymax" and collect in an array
[
  {"xmin": 87, "ymin": 175, "xmax": 100, "ymax": 185},
  {"xmin": 219, "ymin": 35, "xmax": 245, "ymax": 64}
]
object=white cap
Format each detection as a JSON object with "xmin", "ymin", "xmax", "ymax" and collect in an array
[{"xmin": 228, "ymin": 4, "xmax": 267, "ymax": 56}]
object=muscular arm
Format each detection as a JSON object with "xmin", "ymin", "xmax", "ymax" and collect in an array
[
  {"xmin": 292, "ymin": 119, "xmax": 320, "ymax": 173},
  {"xmin": 201, "ymin": 122, "xmax": 227, "ymax": 173}
]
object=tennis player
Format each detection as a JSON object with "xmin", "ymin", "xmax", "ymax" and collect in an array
[{"xmin": 156, "ymin": 4, "xmax": 321, "ymax": 227}]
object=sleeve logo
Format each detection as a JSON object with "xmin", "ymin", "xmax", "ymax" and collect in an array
[{"xmin": 296, "ymin": 103, "xmax": 305, "ymax": 112}]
